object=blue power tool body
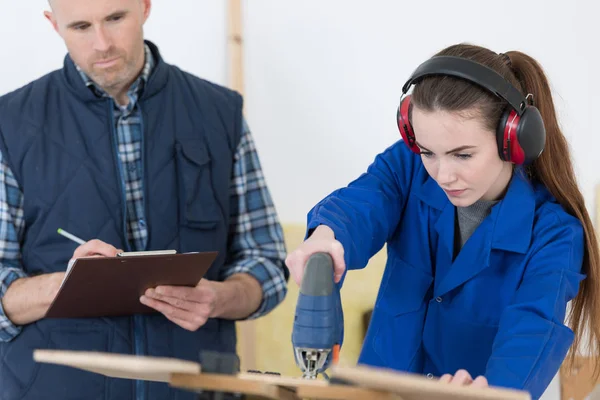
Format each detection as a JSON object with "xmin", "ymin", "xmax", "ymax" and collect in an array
[{"xmin": 291, "ymin": 252, "xmax": 344, "ymax": 379}]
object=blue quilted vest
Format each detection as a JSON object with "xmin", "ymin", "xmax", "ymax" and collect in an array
[{"xmin": 0, "ymin": 41, "xmax": 242, "ymax": 400}]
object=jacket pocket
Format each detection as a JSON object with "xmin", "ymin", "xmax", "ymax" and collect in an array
[
  {"xmin": 433, "ymin": 310, "xmax": 500, "ymax": 376},
  {"xmin": 373, "ymin": 258, "xmax": 433, "ymax": 370},
  {"xmin": 379, "ymin": 258, "xmax": 433, "ymax": 315},
  {"xmin": 175, "ymin": 139, "xmax": 221, "ymax": 229}
]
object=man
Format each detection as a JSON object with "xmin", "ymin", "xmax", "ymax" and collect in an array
[{"xmin": 0, "ymin": 0, "xmax": 288, "ymax": 399}]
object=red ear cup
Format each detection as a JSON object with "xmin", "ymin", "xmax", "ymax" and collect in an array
[
  {"xmin": 397, "ymin": 95, "xmax": 420, "ymax": 154},
  {"xmin": 496, "ymin": 105, "xmax": 545, "ymax": 165},
  {"xmin": 496, "ymin": 108, "xmax": 524, "ymax": 164}
]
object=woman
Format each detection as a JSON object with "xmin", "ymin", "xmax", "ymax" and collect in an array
[{"xmin": 285, "ymin": 43, "xmax": 600, "ymax": 399}]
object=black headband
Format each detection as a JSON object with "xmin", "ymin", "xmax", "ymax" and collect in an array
[{"xmin": 402, "ymin": 56, "xmax": 526, "ymax": 115}]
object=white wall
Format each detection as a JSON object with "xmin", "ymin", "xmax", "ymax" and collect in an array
[
  {"xmin": 243, "ymin": 0, "xmax": 600, "ymax": 225},
  {"xmin": 2, "ymin": 1, "xmax": 597, "ymax": 399},
  {"xmin": 2, "ymin": 0, "xmax": 598, "ymax": 226},
  {"xmin": 0, "ymin": 0, "xmax": 228, "ymax": 94}
]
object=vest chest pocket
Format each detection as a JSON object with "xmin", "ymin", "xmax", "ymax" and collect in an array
[{"xmin": 175, "ymin": 140, "xmax": 222, "ymax": 229}]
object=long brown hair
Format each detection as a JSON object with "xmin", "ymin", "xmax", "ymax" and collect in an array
[{"xmin": 411, "ymin": 43, "xmax": 600, "ymax": 375}]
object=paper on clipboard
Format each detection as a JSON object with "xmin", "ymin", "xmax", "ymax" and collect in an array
[
  {"xmin": 59, "ymin": 259, "xmax": 76, "ymax": 290},
  {"xmin": 59, "ymin": 250, "xmax": 183, "ymax": 289}
]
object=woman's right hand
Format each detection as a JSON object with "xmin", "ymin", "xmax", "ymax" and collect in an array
[{"xmin": 285, "ymin": 225, "xmax": 346, "ymax": 285}]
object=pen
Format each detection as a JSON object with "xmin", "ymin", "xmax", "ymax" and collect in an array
[{"xmin": 57, "ymin": 228, "xmax": 86, "ymax": 245}]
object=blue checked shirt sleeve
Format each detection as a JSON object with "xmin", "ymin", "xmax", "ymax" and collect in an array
[
  {"xmin": 0, "ymin": 151, "xmax": 27, "ymax": 342},
  {"xmin": 220, "ymin": 118, "xmax": 289, "ymax": 319}
]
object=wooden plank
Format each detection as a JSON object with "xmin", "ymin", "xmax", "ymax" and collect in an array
[
  {"xmin": 172, "ymin": 371, "xmax": 393, "ymax": 400},
  {"xmin": 33, "ymin": 349, "xmax": 200, "ymax": 383},
  {"xmin": 297, "ymin": 384, "xmax": 402, "ymax": 400},
  {"xmin": 237, "ymin": 372, "xmax": 328, "ymax": 388},
  {"xmin": 34, "ymin": 350, "xmax": 532, "ymax": 400},
  {"xmin": 332, "ymin": 365, "xmax": 531, "ymax": 400},
  {"xmin": 171, "ymin": 373, "xmax": 299, "ymax": 400}
]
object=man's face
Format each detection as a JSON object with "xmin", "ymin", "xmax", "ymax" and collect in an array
[{"xmin": 45, "ymin": 0, "xmax": 151, "ymax": 92}]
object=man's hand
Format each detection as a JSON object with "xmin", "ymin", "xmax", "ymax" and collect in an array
[
  {"xmin": 72, "ymin": 239, "xmax": 122, "ymax": 259},
  {"xmin": 140, "ymin": 279, "xmax": 219, "ymax": 331},
  {"xmin": 438, "ymin": 369, "xmax": 489, "ymax": 388},
  {"xmin": 2, "ymin": 239, "xmax": 122, "ymax": 327},
  {"xmin": 2, "ymin": 272, "xmax": 65, "ymax": 325},
  {"xmin": 140, "ymin": 273, "xmax": 263, "ymax": 331}
]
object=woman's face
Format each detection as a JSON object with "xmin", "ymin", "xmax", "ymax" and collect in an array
[{"xmin": 411, "ymin": 106, "xmax": 513, "ymax": 207}]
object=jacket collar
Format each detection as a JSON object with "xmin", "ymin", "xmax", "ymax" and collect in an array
[
  {"xmin": 414, "ymin": 168, "xmax": 536, "ymax": 254},
  {"xmin": 416, "ymin": 168, "xmax": 537, "ymax": 296}
]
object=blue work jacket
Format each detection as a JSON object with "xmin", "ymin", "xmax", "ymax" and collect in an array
[{"xmin": 307, "ymin": 140, "xmax": 585, "ymax": 400}]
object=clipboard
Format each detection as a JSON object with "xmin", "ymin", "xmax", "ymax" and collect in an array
[{"xmin": 45, "ymin": 251, "xmax": 218, "ymax": 319}]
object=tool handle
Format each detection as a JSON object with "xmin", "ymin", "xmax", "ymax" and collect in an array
[
  {"xmin": 299, "ymin": 253, "xmax": 335, "ymax": 296},
  {"xmin": 293, "ymin": 252, "xmax": 343, "ymax": 349}
]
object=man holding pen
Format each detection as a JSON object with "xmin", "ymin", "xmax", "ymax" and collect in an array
[{"xmin": 0, "ymin": 0, "xmax": 288, "ymax": 399}]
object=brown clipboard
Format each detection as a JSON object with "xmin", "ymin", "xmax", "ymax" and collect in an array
[{"xmin": 44, "ymin": 251, "xmax": 218, "ymax": 319}]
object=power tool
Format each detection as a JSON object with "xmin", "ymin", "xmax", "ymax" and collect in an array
[{"xmin": 291, "ymin": 252, "xmax": 344, "ymax": 379}]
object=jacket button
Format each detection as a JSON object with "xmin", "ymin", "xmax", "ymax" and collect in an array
[
  {"xmin": 435, "ymin": 296, "xmax": 443, "ymax": 303},
  {"xmin": 426, "ymin": 373, "xmax": 434, "ymax": 379}
]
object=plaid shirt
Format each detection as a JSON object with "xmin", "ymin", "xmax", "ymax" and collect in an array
[{"xmin": 0, "ymin": 45, "xmax": 287, "ymax": 341}]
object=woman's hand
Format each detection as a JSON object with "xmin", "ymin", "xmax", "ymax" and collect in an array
[
  {"xmin": 285, "ymin": 225, "xmax": 346, "ymax": 285},
  {"xmin": 438, "ymin": 369, "xmax": 489, "ymax": 388}
]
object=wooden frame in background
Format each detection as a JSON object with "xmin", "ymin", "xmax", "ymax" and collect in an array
[{"xmin": 227, "ymin": 0, "xmax": 258, "ymax": 372}]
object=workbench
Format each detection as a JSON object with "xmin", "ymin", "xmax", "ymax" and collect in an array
[{"xmin": 33, "ymin": 349, "xmax": 531, "ymax": 400}]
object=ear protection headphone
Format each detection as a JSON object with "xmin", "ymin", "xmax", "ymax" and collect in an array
[{"xmin": 396, "ymin": 56, "xmax": 546, "ymax": 165}]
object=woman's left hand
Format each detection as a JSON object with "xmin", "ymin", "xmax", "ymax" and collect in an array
[{"xmin": 439, "ymin": 369, "xmax": 489, "ymax": 388}]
